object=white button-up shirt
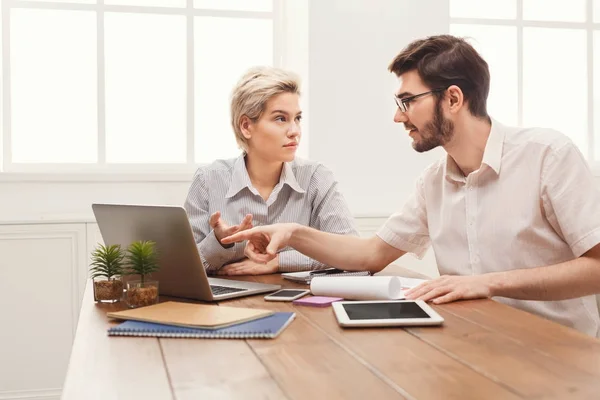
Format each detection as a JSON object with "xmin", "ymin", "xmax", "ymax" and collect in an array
[
  {"xmin": 377, "ymin": 119, "xmax": 600, "ymax": 336},
  {"xmin": 185, "ymin": 156, "xmax": 358, "ymax": 272}
]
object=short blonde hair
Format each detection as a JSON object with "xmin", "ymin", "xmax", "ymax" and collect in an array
[{"xmin": 230, "ymin": 66, "xmax": 301, "ymax": 151}]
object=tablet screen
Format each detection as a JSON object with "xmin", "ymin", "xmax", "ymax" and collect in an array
[{"xmin": 342, "ymin": 302, "xmax": 431, "ymax": 320}]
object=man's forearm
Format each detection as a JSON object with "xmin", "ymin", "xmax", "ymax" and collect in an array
[
  {"xmin": 289, "ymin": 224, "xmax": 384, "ymax": 272},
  {"xmin": 489, "ymin": 255, "xmax": 600, "ymax": 301}
]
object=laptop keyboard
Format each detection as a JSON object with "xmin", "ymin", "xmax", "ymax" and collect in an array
[{"xmin": 210, "ymin": 285, "xmax": 249, "ymax": 296}]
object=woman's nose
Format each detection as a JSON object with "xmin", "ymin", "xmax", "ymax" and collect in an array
[{"xmin": 288, "ymin": 122, "xmax": 300, "ymax": 136}]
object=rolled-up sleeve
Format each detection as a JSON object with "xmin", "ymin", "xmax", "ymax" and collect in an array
[
  {"xmin": 183, "ymin": 169, "xmax": 238, "ymax": 271},
  {"xmin": 541, "ymin": 142, "xmax": 600, "ymax": 257},
  {"xmin": 376, "ymin": 176, "xmax": 430, "ymax": 259}
]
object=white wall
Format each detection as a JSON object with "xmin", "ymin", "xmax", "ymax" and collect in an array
[{"xmin": 307, "ymin": 0, "xmax": 448, "ymax": 216}]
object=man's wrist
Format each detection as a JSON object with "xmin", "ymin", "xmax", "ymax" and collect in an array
[
  {"xmin": 486, "ymin": 271, "xmax": 506, "ymax": 298},
  {"xmin": 288, "ymin": 223, "xmax": 304, "ymax": 248}
]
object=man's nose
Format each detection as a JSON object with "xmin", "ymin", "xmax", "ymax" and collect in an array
[{"xmin": 394, "ymin": 107, "xmax": 408, "ymax": 124}]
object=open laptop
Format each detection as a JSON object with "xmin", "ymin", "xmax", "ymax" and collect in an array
[{"xmin": 91, "ymin": 203, "xmax": 281, "ymax": 301}]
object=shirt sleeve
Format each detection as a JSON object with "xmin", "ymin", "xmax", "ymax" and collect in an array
[
  {"xmin": 376, "ymin": 175, "xmax": 430, "ymax": 259},
  {"xmin": 541, "ymin": 142, "xmax": 600, "ymax": 257},
  {"xmin": 183, "ymin": 168, "xmax": 238, "ymax": 271},
  {"xmin": 277, "ymin": 164, "xmax": 359, "ymax": 272}
]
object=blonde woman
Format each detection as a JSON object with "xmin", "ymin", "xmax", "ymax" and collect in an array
[{"xmin": 184, "ymin": 66, "xmax": 358, "ymax": 276}]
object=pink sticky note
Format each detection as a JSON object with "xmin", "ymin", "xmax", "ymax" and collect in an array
[{"xmin": 293, "ymin": 296, "xmax": 344, "ymax": 307}]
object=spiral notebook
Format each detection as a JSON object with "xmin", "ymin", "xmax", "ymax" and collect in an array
[
  {"xmin": 282, "ymin": 268, "xmax": 371, "ymax": 284},
  {"xmin": 108, "ymin": 312, "xmax": 295, "ymax": 339}
]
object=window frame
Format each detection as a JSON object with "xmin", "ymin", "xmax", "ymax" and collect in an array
[
  {"xmin": 0, "ymin": 0, "xmax": 286, "ymax": 179},
  {"xmin": 450, "ymin": 0, "xmax": 600, "ymax": 173}
]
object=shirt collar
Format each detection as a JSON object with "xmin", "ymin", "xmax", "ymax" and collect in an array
[
  {"xmin": 225, "ymin": 156, "xmax": 305, "ymax": 198},
  {"xmin": 481, "ymin": 118, "xmax": 505, "ymax": 175},
  {"xmin": 279, "ymin": 161, "xmax": 305, "ymax": 194},
  {"xmin": 444, "ymin": 117, "xmax": 505, "ymax": 183}
]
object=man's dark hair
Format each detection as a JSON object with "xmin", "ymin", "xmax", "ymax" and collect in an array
[{"xmin": 389, "ymin": 35, "xmax": 490, "ymax": 118}]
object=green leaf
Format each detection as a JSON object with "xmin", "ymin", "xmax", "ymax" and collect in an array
[
  {"xmin": 88, "ymin": 243, "xmax": 125, "ymax": 280},
  {"xmin": 125, "ymin": 240, "xmax": 160, "ymax": 283}
]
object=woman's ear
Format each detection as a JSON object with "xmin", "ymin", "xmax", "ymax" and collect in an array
[
  {"xmin": 446, "ymin": 85, "xmax": 464, "ymax": 114},
  {"xmin": 240, "ymin": 116, "xmax": 253, "ymax": 140}
]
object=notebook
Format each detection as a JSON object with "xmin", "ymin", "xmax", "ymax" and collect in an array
[
  {"xmin": 106, "ymin": 301, "xmax": 274, "ymax": 330},
  {"xmin": 282, "ymin": 268, "xmax": 371, "ymax": 284},
  {"xmin": 108, "ymin": 312, "xmax": 296, "ymax": 339}
]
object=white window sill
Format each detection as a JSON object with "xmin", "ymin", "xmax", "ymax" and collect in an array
[
  {"xmin": 1, "ymin": 164, "xmax": 600, "ymax": 183},
  {"xmin": 0, "ymin": 172, "xmax": 196, "ymax": 182}
]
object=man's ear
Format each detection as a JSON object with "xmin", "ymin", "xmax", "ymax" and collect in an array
[
  {"xmin": 446, "ymin": 85, "xmax": 464, "ymax": 114},
  {"xmin": 240, "ymin": 116, "xmax": 253, "ymax": 140}
]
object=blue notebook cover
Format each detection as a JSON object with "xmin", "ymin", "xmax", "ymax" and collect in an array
[{"xmin": 108, "ymin": 312, "xmax": 295, "ymax": 339}]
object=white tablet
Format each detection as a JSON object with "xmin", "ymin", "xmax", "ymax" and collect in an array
[{"xmin": 332, "ymin": 300, "xmax": 444, "ymax": 327}]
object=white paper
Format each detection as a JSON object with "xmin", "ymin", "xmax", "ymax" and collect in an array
[
  {"xmin": 398, "ymin": 277, "xmax": 428, "ymax": 289},
  {"xmin": 310, "ymin": 276, "xmax": 405, "ymax": 300}
]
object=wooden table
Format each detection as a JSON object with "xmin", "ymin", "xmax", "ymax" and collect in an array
[{"xmin": 62, "ymin": 266, "xmax": 600, "ymax": 400}]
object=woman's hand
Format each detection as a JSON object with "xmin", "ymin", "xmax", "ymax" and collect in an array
[
  {"xmin": 209, "ymin": 211, "xmax": 253, "ymax": 245},
  {"xmin": 216, "ymin": 256, "xmax": 279, "ymax": 276}
]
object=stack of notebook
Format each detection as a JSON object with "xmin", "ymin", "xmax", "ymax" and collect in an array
[{"xmin": 106, "ymin": 301, "xmax": 295, "ymax": 339}]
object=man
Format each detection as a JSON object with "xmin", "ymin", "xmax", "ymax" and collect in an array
[{"xmin": 223, "ymin": 35, "xmax": 600, "ymax": 336}]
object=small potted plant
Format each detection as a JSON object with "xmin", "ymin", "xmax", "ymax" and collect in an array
[
  {"xmin": 125, "ymin": 240, "xmax": 160, "ymax": 308},
  {"xmin": 90, "ymin": 244, "xmax": 125, "ymax": 303}
]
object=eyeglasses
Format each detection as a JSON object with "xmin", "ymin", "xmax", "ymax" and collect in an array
[{"xmin": 394, "ymin": 87, "xmax": 446, "ymax": 113}]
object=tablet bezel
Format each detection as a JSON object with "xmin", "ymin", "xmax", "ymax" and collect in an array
[{"xmin": 332, "ymin": 300, "xmax": 444, "ymax": 327}]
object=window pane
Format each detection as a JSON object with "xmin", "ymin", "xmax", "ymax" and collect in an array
[
  {"xmin": 450, "ymin": 24, "xmax": 518, "ymax": 126},
  {"xmin": 105, "ymin": 13, "xmax": 186, "ymax": 163},
  {"xmin": 23, "ymin": 0, "xmax": 96, "ymax": 3},
  {"xmin": 595, "ymin": 0, "xmax": 600, "ymax": 22},
  {"xmin": 105, "ymin": 0, "xmax": 185, "ymax": 7},
  {"xmin": 194, "ymin": 17, "xmax": 272, "ymax": 163},
  {"xmin": 194, "ymin": 0, "xmax": 272, "ymax": 12},
  {"xmin": 450, "ymin": 0, "xmax": 516, "ymax": 19},
  {"xmin": 594, "ymin": 32, "xmax": 600, "ymax": 159},
  {"xmin": 11, "ymin": 9, "xmax": 97, "ymax": 163},
  {"xmin": 523, "ymin": 0, "xmax": 586, "ymax": 22},
  {"xmin": 523, "ymin": 28, "xmax": 587, "ymax": 152}
]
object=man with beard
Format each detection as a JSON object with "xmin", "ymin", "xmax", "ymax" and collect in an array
[{"xmin": 221, "ymin": 35, "xmax": 600, "ymax": 337}]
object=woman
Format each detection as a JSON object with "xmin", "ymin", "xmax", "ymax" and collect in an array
[{"xmin": 184, "ymin": 66, "xmax": 357, "ymax": 275}]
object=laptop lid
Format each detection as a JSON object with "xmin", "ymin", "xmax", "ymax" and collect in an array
[{"xmin": 91, "ymin": 204, "xmax": 216, "ymax": 301}]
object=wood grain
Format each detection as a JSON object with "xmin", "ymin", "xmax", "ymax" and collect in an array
[
  {"xmin": 406, "ymin": 303, "xmax": 600, "ymax": 399},
  {"xmin": 440, "ymin": 299, "xmax": 600, "ymax": 377},
  {"xmin": 160, "ymin": 339, "xmax": 288, "ymax": 400},
  {"xmin": 62, "ymin": 280, "xmax": 173, "ymax": 400},
  {"xmin": 221, "ymin": 293, "xmax": 406, "ymax": 400},
  {"xmin": 63, "ymin": 266, "xmax": 600, "ymax": 400},
  {"xmin": 293, "ymin": 302, "xmax": 521, "ymax": 400}
]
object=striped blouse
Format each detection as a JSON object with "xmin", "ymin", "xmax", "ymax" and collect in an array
[{"xmin": 184, "ymin": 155, "xmax": 358, "ymax": 272}]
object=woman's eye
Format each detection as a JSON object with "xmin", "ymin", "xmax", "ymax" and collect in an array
[
  {"xmin": 275, "ymin": 116, "xmax": 286, "ymax": 122},
  {"xmin": 295, "ymin": 116, "xmax": 302, "ymax": 122}
]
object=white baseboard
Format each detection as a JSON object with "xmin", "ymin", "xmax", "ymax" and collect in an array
[{"xmin": 0, "ymin": 389, "xmax": 61, "ymax": 400}]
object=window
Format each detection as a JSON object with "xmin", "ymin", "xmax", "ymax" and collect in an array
[
  {"xmin": 0, "ymin": 0, "xmax": 296, "ymax": 174},
  {"xmin": 450, "ymin": 0, "xmax": 600, "ymax": 166}
]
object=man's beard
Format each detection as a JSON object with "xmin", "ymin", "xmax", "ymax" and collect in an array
[{"xmin": 412, "ymin": 99, "xmax": 455, "ymax": 153}]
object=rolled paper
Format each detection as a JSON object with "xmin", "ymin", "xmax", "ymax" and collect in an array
[{"xmin": 310, "ymin": 276, "xmax": 404, "ymax": 300}]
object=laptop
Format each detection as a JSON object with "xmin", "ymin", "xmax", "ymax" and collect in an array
[{"xmin": 91, "ymin": 203, "xmax": 281, "ymax": 301}]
